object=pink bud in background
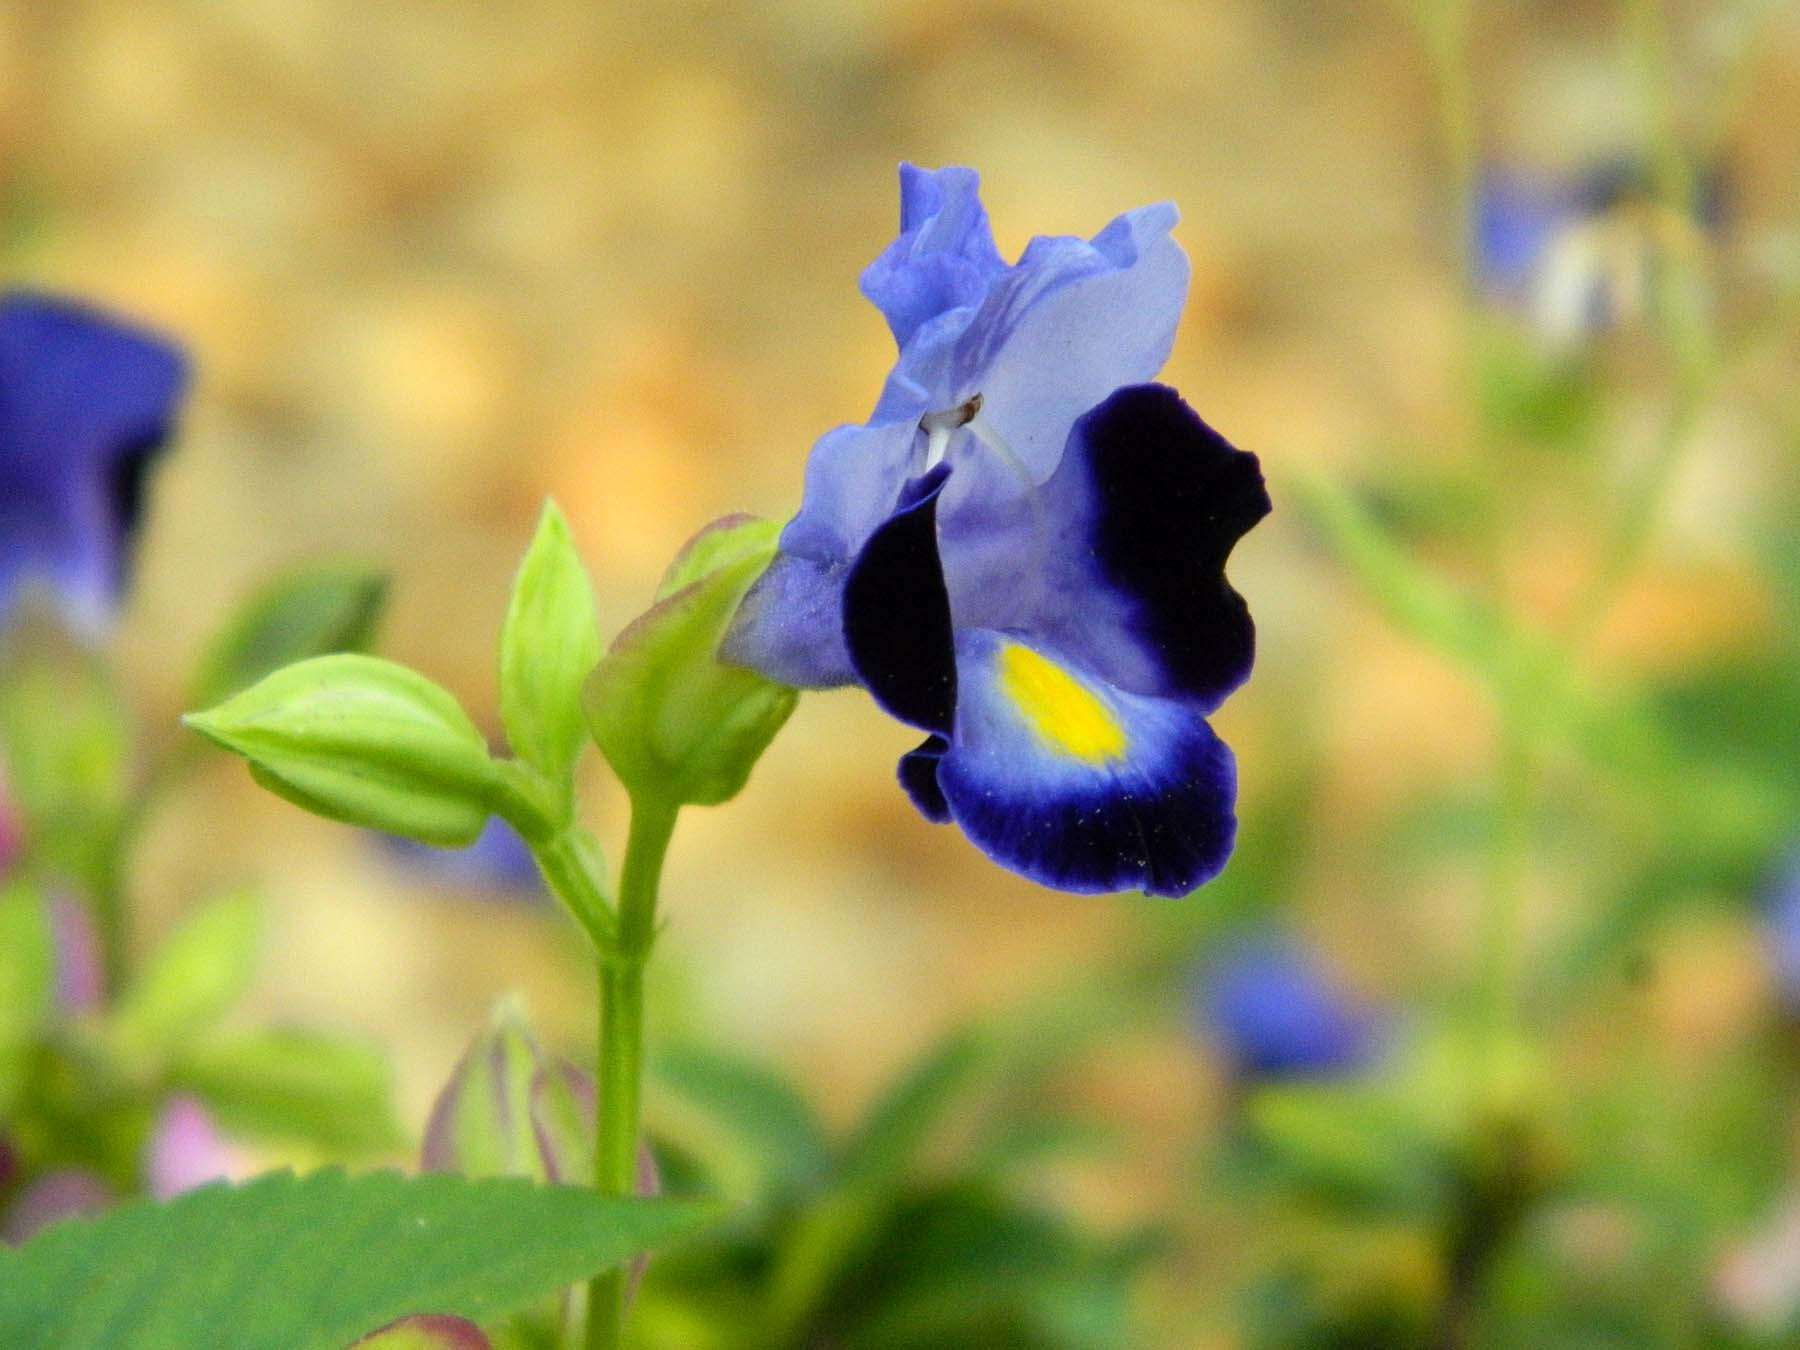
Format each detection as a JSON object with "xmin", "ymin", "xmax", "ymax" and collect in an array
[
  {"xmin": 1716, "ymin": 1193, "xmax": 1800, "ymax": 1334},
  {"xmin": 49, "ymin": 894, "xmax": 103, "ymax": 1013},
  {"xmin": 145, "ymin": 1094, "xmax": 241, "ymax": 1199},
  {"xmin": 352, "ymin": 1314, "xmax": 492, "ymax": 1348},
  {"xmin": 1, "ymin": 1169, "xmax": 111, "ymax": 1245},
  {"xmin": 0, "ymin": 774, "xmax": 22, "ymax": 879},
  {"xmin": 426, "ymin": 1000, "xmax": 661, "ymax": 1304},
  {"xmin": 530, "ymin": 1062, "xmax": 661, "ymax": 1302}
]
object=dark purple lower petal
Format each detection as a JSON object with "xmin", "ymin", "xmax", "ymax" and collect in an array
[
  {"xmin": 1032, "ymin": 383, "xmax": 1268, "ymax": 711},
  {"xmin": 842, "ymin": 465, "xmax": 956, "ymax": 735},
  {"xmin": 934, "ymin": 630, "xmax": 1236, "ymax": 897},
  {"xmin": 897, "ymin": 735, "xmax": 952, "ymax": 823}
]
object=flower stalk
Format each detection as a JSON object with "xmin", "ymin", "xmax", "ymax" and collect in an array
[{"xmin": 586, "ymin": 794, "xmax": 676, "ymax": 1350}]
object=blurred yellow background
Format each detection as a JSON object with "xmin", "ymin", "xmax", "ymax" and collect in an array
[{"xmin": 3, "ymin": 0, "xmax": 1796, "ymax": 1297}]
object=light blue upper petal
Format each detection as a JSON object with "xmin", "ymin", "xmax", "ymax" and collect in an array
[
  {"xmin": 947, "ymin": 203, "xmax": 1188, "ymax": 479},
  {"xmin": 859, "ymin": 164, "xmax": 1006, "ymax": 350},
  {"xmin": 735, "ymin": 174, "xmax": 1194, "ymax": 699}
]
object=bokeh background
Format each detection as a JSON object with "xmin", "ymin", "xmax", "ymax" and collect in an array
[{"xmin": 4, "ymin": 0, "xmax": 1798, "ymax": 1343}]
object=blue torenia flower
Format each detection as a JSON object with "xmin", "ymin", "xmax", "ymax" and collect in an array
[
  {"xmin": 0, "ymin": 291, "xmax": 189, "ymax": 633},
  {"xmin": 727, "ymin": 167, "xmax": 1266, "ymax": 896},
  {"xmin": 1194, "ymin": 936, "xmax": 1384, "ymax": 1080}
]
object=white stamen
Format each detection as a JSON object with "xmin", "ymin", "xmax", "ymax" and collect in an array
[{"xmin": 919, "ymin": 393, "xmax": 983, "ymax": 469}]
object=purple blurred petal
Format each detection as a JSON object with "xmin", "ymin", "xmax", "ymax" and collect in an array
[
  {"xmin": 0, "ymin": 291, "xmax": 190, "ymax": 634},
  {"xmin": 1193, "ymin": 934, "xmax": 1387, "ymax": 1081},
  {"xmin": 145, "ymin": 1094, "xmax": 240, "ymax": 1199},
  {"xmin": 352, "ymin": 1314, "xmax": 492, "ymax": 1349},
  {"xmin": 376, "ymin": 818, "xmax": 543, "ymax": 898},
  {"xmin": 50, "ymin": 894, "xmax": 103, "ymax": 1013},
  {"xmin": 2, "ymin": 1169, "xmax": 111, "ymax": 1244}
]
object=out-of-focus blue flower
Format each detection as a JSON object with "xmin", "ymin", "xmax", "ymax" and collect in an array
[
  {"xmin": 727, "ymin": 167, "xmax": 1266, "ymax": 896},
  {"xmin": 0, "ymin": 292, "xmax": 189, "ymax": 634},
  {"xmin": 1474, "ymin": 159, "xmax": 1722, "ymax": 344},
  {"xmin": 1194, "ymin": 936, "xmax": 1385, "ymax": 1080},
  {"xmin": 423, "ymin": 1000, "xmax": 658, "ymax": 1299},
  {"xmin": 1762, "ymin": 848, "xmax": 1800, "ymax": 1013},
  {"xmin": 375, "ymin": 817, "xmax": 543, "ymax": 898}
]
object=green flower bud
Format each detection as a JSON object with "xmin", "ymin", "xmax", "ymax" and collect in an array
[
  {"xmin": 184, "ymin": 654, "xmax": 498, "ymax": 847},
  {"xmin": 498, "ymin": 502, "xmax": 600, "ymax": 804},
  {"xmin": 585, "ymin": 516, "xmax": 796, "ymax": 807}
]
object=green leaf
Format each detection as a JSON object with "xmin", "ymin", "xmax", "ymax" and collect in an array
[
  {"xmin": 654, "ymin": 1044, "xmax": 833, "ymax": 1196},
  {"xmin": 0, "ymin": 881, "xmax": 54, "ymax": 1117},
  {"xmin": 169, "ymin": 1028, "xmax": 403, "ymax": 1154},
  {"xmin": 835, "ymin": 1184, "xmax": 1155, "ymax": 1349},
  {"xmin": 762, "ymin": 1030, "xmax": 991, "ymax": 1337},
  {"xmin": 585, "ymin": 517, "xmax": 796, "ymax": 807},
  {"xmin": 500, "ymin": 503, "xmax": 600, "ymax": 798},
  {"xmin": 1242, "ymin": 1083, "xmax": 1449, "ymax": 1213},
  {"xmin": 191, "ymin": 564, "xmax": 389, "ymax": 710},
  {"xmin": 1291, "ymin": 473, "xmax": 1535, "ymax": 690},
  {"xmin": 110, "ymin": 892, "xmax": 262, "ymax": 1062},
  {"xmin": 840, "ymin": 1028, "xmax": 988, "ymax": 1186},
  {"xmin": 1473, "ymin": 319, "xmax": 1600, "ymax": 453},
  {"xmin": 185, "ymin": 654, "xmax": 499, "ymax": 847},
  {"xmin": 0, "ymin": 1169, "xmax": 717, "ymax": 1350}
]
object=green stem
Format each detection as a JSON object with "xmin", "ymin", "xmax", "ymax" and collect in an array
[
  {"xmin": 1478, "ymin": 713, "xmax": 1534, "ymax": 1059},
  {"xmin": 586, "ymin": 795, "xmax": 677, "ymax": 1350},
  {"xmin": 93, "ymin": 739, "xmax": 202, "ymax": 996},
  {"xmin": 534, "ymin": 826, "xmax": 617, "ymax": 950},
  {"xmin": 1562, "ymin": 0, "xmax": 1717, "ymax": 646}
]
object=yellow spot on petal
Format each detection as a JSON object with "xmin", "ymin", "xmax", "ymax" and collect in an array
[{"xmin": 996, "ymin": 643, "xmax": 1127, "ymax": 764}]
